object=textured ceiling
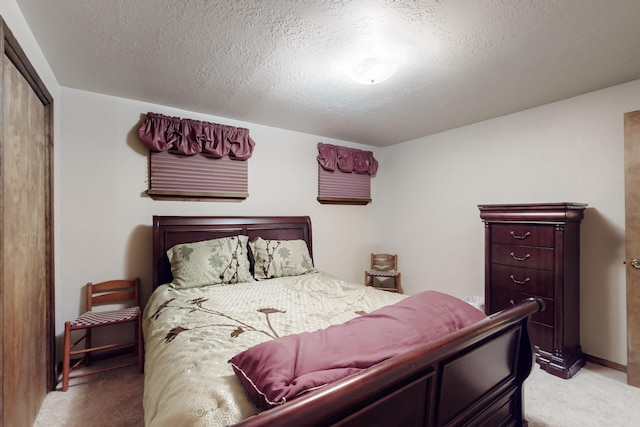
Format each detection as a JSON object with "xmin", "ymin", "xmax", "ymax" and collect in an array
[{"xmin": 14, "ymin": 0, "xmax": 640, "ymax": 147}]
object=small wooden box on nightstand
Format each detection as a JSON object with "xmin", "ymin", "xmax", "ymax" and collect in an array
[{"xmin": 478, "ymin": 202, "xmax": 587, "ymax": 379}]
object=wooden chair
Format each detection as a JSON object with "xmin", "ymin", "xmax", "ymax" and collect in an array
[
  {"xmin": 364, "ymin": 253, "xmax": 402, "ymax": 293},
  {"xmin": 61, "ymin": 278, "xmax": 143, "ymax": 391}
]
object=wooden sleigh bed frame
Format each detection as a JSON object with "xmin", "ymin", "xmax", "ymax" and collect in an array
[{"xmin": 152, "ymin": 215, "xmax": 544, "ymax": 427}]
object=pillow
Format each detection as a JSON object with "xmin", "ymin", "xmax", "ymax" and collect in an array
[
  {"xmin": 166, "ymin": 235, "xmax": 253, "ymax": 289},
  {"xmin": 249, "ymin": 237, "xmax": 314, "ymax": 280},
  {"xmin": 229, "ymin": 290, "xmax": 487, "ymax": 409}
]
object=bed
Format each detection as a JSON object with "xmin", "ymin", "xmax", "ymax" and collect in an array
[{"xmin": 144, "ymin": 215, "xmax": 543, "ymax": 427}]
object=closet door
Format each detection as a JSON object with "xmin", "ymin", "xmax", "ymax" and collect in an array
[{"xmin": 0, "ymin": 18, "xmax": 54, "ymax": 427}]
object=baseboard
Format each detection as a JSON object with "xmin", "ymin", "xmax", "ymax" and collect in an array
[{"xmin": 583, "ymin": 352, "xmax": 627, "ymax": 372}]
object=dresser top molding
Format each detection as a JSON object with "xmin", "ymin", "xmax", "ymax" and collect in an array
[{"xmin": 478, "ymin": 203, "xmax": 588, "ymax": 223}]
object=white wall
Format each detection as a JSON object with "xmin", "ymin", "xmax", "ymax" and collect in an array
[
  {"xmin": 377, "ymin": 79, "xmax": 640, "ymax": 365},
  {"xmin": 56, "ymin": 88, "xmax": 380, "ymax": 347}
]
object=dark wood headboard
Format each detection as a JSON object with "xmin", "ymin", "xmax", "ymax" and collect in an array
[{"xmin": 152, "ymin": 216, "xmax": 313, "ymax": 289}]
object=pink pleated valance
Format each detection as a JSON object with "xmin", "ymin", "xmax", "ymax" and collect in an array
[
  {"xmin": 317, "ymin": 143, "xmax": 378, "ymax": 175},
  {"xmin": 138, "ymin": 112, "xmax": 255, "ymax": 160}
]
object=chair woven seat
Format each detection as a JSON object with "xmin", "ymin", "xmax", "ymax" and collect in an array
[
  {"xmin": 367, "ymin": 270, "xmax": 400, "ymax": 277},
  {"xmin": 71, "ymin": 306, "xmax": 141, "ymax": 329},
  {"xmin": 366, "ymin": 269, "xmax": 400, "ymax": 278}
]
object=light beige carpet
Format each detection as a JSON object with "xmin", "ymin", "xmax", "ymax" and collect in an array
[
  {"xmin": 34, "ymin": 359, "xmax": 640, "ymax": 426},
  {"xmin": 34, "ymin": 356, "xmax": 144, "ymax": 427},
  {"xmin": 525, "ymin": 362, "xmax": 640, "ymax": 427}
]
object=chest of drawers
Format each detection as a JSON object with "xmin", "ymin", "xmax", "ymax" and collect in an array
[{"xmin": 478, "ymin": 203, "xmax": 587, "ymax": 379}]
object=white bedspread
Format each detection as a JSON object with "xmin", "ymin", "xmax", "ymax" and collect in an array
[{"xmin": 142, "ymin": 270, "xmax": 405, "ymax": 427}]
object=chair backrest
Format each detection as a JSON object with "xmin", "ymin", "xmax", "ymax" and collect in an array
[
  {"xmin": 370, "ymin": 253, "xmax": 398, "ymax": 272},
  {"xmin": 86, "ymin": 278, "xmax": 140, "ymax": 312}
]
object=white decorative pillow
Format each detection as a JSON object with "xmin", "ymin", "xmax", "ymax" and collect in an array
[
  {"xmin": 249, "ymin": 237, "xmax": 314, "ymax": 280},
  {"xmin": 167, "ymin": 235, "xmax": 253, "ymax": 289}
]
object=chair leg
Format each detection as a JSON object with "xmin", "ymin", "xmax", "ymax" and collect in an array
[
  {"xmin": 62, "ymin": 321, "xmax": 71, "ymax": 391},
  {"xmin": 84, "ymin": 328, "xmax": 93, "ymax": 366},
  {"xmin": 365, "ymin": 272, "xmax": 374, "ymax": 287}
]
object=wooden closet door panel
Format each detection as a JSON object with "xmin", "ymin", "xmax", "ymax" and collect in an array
[
  {"xmin": 27, "ymin": 61, "xmax": 48, "ymax": 416},
  {"xmin": 2, "ymin": 51, "xmax": 48, "ymax": 426},
  {"xmin": 3, "ymin": 51, "xmax": 31, "ymax": 425}
]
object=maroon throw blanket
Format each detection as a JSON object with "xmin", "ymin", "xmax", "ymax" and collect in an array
[{"xmin": 229, "ymin": 290, "xmax": 486, "ymax": 409}]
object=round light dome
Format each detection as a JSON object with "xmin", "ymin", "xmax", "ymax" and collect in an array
[{"xmin": 346, "ymin": 56, "xmax": 397, "ymax": 85}]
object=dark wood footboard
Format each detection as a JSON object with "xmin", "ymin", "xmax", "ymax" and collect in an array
[{"xmin": 235, "ymin": 298, "xmax": 544, "ymax": 427}]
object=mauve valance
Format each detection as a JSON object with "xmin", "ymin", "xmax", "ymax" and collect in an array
[
  {"xmin": 138, "ymin": 112, "xmax": 255, "ymax": 160},
  {"xmin": 317, "ymin": 143, "xmax": 378, "ymax": 175}
]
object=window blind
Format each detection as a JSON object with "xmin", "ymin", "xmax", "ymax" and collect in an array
[
  {"xmin": 316, "ymin": 143, "xmax": 376, "ymax": 205},
  {"xmin": 317, "ymin": 165, "xmax": 371, "ymax": 205},
  {"xmin": 148, "ymin": 151, "xmax": 248, "ymax": 200},
  {"xmin": 138, "ymin": 112, "xmax": 254, "ymax": 201}
]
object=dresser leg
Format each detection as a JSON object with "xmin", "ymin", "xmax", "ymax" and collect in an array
[{"xmin": 535, "ymin": 346, "xmax": 586, "ymax": 379}]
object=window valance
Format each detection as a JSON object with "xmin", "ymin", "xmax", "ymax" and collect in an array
[
  {"xmin": 138, "ymin": 112, "xmax": 255, "ymax": 160},
  {"xmin": 316, "ymin": 143, "xmax": 378, "ymax": 175}
]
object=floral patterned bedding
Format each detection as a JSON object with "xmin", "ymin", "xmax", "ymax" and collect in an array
[{"xmin": 142, "ymin": 270, "xmax": 405, "ymax": 427}]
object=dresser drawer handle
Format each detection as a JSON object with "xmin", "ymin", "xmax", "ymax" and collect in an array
[
  {"xmin": 510, "ymin": 231, "xmax": 531, "ymax": 240},
  {"xmin": 509, "ymin": 274, "xmax": 530, "ymax": 285},
  {"xmin": 510, "ymin": 252, "xmax": 530, "ymax": 262}
]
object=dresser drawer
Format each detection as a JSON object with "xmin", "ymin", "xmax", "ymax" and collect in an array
[
  {"xmin": 491, "ymin": 244, "xmax": 554, "ymax": 270},
  {"xmin": 529, "ymin": 323, "xmax": 554, "ymax": 353},
  {"xmin": 491, "ymin": 264, "xmax": 554, "ymax": 298},
  {"xmin": 490, "ymin": 224, "xmax": 554, "ymax": 248},
  {"xmin": 490, "ymin": 288, "xmax": 554, "ymax": 327}
]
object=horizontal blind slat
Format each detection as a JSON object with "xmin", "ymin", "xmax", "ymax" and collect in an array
[
  {"xmin": 150, "ymin": 151, "xmax": 247, "ymax": 194},
  {"xmin": 318, "ymin": 165, "xmax": 370, "ymax": 199}
]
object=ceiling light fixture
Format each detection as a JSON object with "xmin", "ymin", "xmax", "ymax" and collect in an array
[
  {"xmin": 346, "ymin": 55, "xmax": 397, "ymax": 85},
  {"xmin": 339, "ymin": 36, "xmax": 406, "ymax": 86},
  {"xmin": 331, "ymin": 27, "xmax": 408, "ymax": 86}
]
